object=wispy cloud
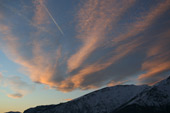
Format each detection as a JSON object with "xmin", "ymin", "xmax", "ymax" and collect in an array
[
  {"xmin": 111, "ymin": 0, "xmax": 170, "ymax": 44},
  {"xmin": 0, "ymin": 72, "xmax": 2, "ymax": 80},
  {"xmin": 32, "ymin": 0, "xmax": 47, "ymax": 25},
  {"xmin": 57, "ymin": 38, "xmax": 143, "ymax": 91},
  {"xmin": 0, "ymin": 3, "xmax": 63, "ymax": 91},
  {"xmin": 67, "ymin": 0, "xmax": 136, "ymax": 72},
  {"xmin": 7, "ymin": 93, "xmax": 23, "ymax": 99},
  {"xmin": 107, "ymin": 80, "xmax": 127, "ymax": 87},
  {"xmin": 0, "ymin": 12, "xmax": 3, "ymax": 19},
  {"xmin": 0, "ymin": 0, "xmax": 170, "ymax": 92},
  {"xmin": 138, "ymin": 29, "xmax": 170, "ymax": 83},
  {"xmin": 63, "ymin": 98, "xmax": 72, "ymax": 101},
  {"xmin": 32, "ymin": 0, "xmax": 64, "ymax": 35},
  {"xmin": 0, "ymin": 74, "xmax": 35, "ymax": 99}
]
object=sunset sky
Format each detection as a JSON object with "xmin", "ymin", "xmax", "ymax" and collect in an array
[{"xmin": 0, "ymin": 0, "xmax": 170, "ymax": 112}]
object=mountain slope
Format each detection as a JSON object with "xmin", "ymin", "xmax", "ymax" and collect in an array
[
  {"xmin": 112, "ymin": 76, "xmax": 170, "ymax": 113},
  {"xmin": 23, "ymin": 76, "xmax": 170, "ymax": 113},
  {"xmin": 24, "ymin": 85, "xmax": 149, "ymax": 113}
]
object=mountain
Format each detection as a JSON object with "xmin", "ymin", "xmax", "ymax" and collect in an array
[
  {"xmin": 113, "ymin": 76, "xmax": 170, "ymax": 113},
  {"xmin": 24, "ymin": 85, "xmax": 148, "ymax": 113},
  {"xmin": 23, "ymin": 76, "xmax": 170, "ymax": 113}
]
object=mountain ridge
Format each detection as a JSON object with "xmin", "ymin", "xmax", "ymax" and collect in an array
[{"xmin": 23, "ymin": 76, "xmax": 170, "ymax": 113}]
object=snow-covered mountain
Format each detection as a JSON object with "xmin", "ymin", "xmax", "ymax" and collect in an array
[
  {"xmin": 23, "ymin": 76, "xmax": 170, "ymax": 113},
  {"xmin": 113, "ymin": 76, "xmax": 170, "ymax": 113}
]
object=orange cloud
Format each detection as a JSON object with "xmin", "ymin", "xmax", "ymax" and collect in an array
[
  {"xmin": 0, "ymin": 9, "xmax": 4, "ymax": 20},
  {"xmin": 146, "ymin": 30, "xmax": 170, "ymax": 57},
  {"xmin": 0, "ymin": 14, "xmax": 3, "ymax": 20},
  {"xmin": 0, "ymin": 9, "xmax": 63, "ymax": 93},
  {"xmin": 67, "ymin": 35, "xmax": 99, "ymax": 72},
  {"xmin": 138, "ymin": 30, "xmax": 170, "ymax": 82},
  {"xmin": 67, "ymin": 0, "xmax": 136, "ymax": 72},
  {"xmin": 0, "ymin": 73, "xmax": 2, "ymax": 81},
  {"xmin": 0, "ymin": 23, "xmax": 60, "ymax": 90},
  {"xmin": 7, "ymin": 93, "xmax": 23, "ymax": 99},
  {"xmin": 64, "ymin": 98, "xmax": 72, "ymax": 101},
  {"xmin": 0, "ymin": 75, "xmax": 35, "ymax": 99},
  {"xmin": 1, "ymin": 0, "xmax": 143, "ymax": 92},
  {"xmin": 12, "ymin": 44, "xmax": 62, "ymax": 88},
  {"xmin": 0, "ymin": 0, "xmax": 170, "ymax": 92},
  {"xmin": 0, "ymin": 24, "xmax": 10, "ymax": 34},
  {"xmin": 56, "ymin": 39, "xmax": 142, "ymax": 91},
  {"xmin": 0, "ymin": 24, "xmax": 22, "ymax": 62},
  {"xmin": 107, "ymin": 80, "xmax": 126, "ymax": 87},
  {"xmin": 112, "ymin": 0, "xmax": 170, "ymax": 44},
  {"xmin": 138, "ymin": 51, "xmax": 170, "ymax": 82},
  {"xmin": 32, "ymin": 0, "xmax": 47, "ymax": 25},
  {"xmin": 139, "ymin": 61, "xmax": 170, "ymax": 80},
  {"xmin": 31, "ymin": 0, "xmax": 59, "ymax": 40}
]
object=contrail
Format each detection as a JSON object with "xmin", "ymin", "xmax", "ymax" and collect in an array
[
  {"xmin": 1, "ymin": 3, "xmax": 56, "ymax": 36},
  {"xmin": 42, "ymin": 4, "xmax": 64, "ymax": 35}
]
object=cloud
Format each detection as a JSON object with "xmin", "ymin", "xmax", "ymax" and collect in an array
[
  {"xmin": 0, "ymin": 24, "xmax": 10, "ymax": 34},
  {"xmin": 0, "ymin": 74, "xmax": 35, "ymax": 99},
  {"xmin": 57, "ymin": 38, "xmax": 143, "ymax": 91},
  {"xmin": 64, "ymin": 98, "xmax": 72, "ymax": 101},
  {"xmin": 111, "ymin": 0, "xmax": 170, "ymax": 44},
  {"xmin": 139, "ymin": 54, "xmax": 170, "ymax": 82},
  {"xmin": 0, "ymin": 72, "xmax": 2, "ymax": 83},
  {"xmin": 0, "ymin": 1, "xmax": 63, "ymax": 88},
  {"xmin": 0, "ymin": 0, "xmax": 170, "ymax": 92},
  {"xmin": 107, "ymin": 81, "xmax": 126, "ymax": 87},
  {"xmin": 32, "ymin": 0, "xmax": 47, "ymax": 25},
  {"xmin": 0, "ymin": 8, "xmax": 63, "ymax": 90},
  {"xmin": 67, "ymin": 0, "xmax": 136, "ymax": 72},
  {"xmin": 138, "ymin": 30, "xmax": 170, "ymax": 83},
  {"xmin": 64, "ymin": 0, "xmax": 170, "ymax": 90},
  {"xmin": 0, "ymin": 13, "xmax": 3, "ymax": 19},
  {"xmin": 7, "ymin": 93, "xmax": 23, "ymax": 99}
]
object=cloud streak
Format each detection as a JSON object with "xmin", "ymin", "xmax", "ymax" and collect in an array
[
  {"xmin": 33, "ymin": 0, "xmax": 47, "ymax": 25},
  {"xmin": 138, "ymin": 29, "xmax": 170, "ymax": 83},
  {"xmin": 7, "ymin": 93, "xmax": 23, "ymax": 99},
  {"xmin": 0, "ymin": 0, "xmax": 170, "ymax": 92},
  {"xmin": 0, "ymin": 74, "xmax": 35, "ymax": 99},
  {"xmin": 111, "ymin": 0, "xmax": 170, "ymax": 44},
  {"xmin": 67, "ymin": 0, "xmax": 136, "ymax": 72}
]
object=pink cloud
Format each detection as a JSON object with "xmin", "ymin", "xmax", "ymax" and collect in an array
[
  {"xmin": 0, "ymin": 75, "xmax": 35, "ymax": 99},
  {"xmin": 138, "ymin": 29, "xmax": 170, "ymax": 83},
  {"xmin": 67, "ymin": 0, "xmax": 136, "ymax": 72},
  {"xmin": 111, "ymin": 0, "xmax": 170, "ymax": 44},
  {"xmin": 64, "ymin": 98, "xmax": 72, "ymax": 101},
  {"xmin": 0, "ymin": 0, "xmax": 170, "ymax": 92},
  {"xmin": 7, "ymin": 93, "xmax": 23, "ymax": 99},
  {"xmin": 32, "ymin": 0, "xmax": 47, "ymax": 25}
]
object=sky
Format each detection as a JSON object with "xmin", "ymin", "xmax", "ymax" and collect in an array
[{"xmin": 0, "ymin": 0, "xmax": 170, "ymax": 112}]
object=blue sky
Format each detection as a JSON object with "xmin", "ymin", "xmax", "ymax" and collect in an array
[{"xmin": 0, "ymin": 0, "xmax": 170, "ymax": 112}]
